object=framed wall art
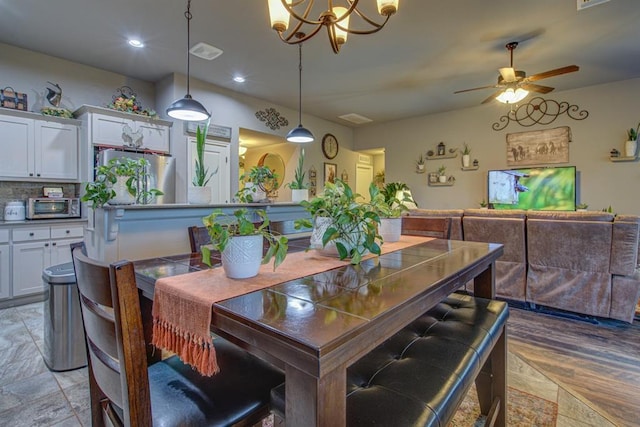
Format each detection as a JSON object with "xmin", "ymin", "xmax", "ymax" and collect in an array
[
  {"xmin": 506, "ymin": 126, "xmax": 571, "ymax": 166},
  {"xmin": 324, "ymin": 163, "xmax": 337, "ymax": 184}
]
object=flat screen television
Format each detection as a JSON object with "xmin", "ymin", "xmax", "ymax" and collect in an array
[{"xmin": 487, "ymin": 166, "xmax": 576, "ymax": 211}]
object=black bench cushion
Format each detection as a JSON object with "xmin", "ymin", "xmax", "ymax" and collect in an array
[
  {"xmin": 271, "ymin": 293, "xmax": 508, "ymax": 427},
  {"xmin": 146, "ymin": 338, "xmax": 284, "ymax": 426}
]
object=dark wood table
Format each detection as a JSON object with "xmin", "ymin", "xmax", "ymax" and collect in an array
[{"xmin": 134, "ymin": 239, "xmax": 503, "ymax": 427}]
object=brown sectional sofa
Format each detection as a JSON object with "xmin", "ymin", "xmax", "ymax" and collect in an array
[{"xmin": 407, "ymin": 209, "xmax": 640, "ymax": 323}]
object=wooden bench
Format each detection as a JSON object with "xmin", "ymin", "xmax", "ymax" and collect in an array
[{"xmin": 271, "ymin": 292, "xmax": 508, "ymax": 426}]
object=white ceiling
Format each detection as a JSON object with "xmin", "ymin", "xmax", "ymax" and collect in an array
[{"xmin": 1, "ymin": 0, "xmax": 639, "ymax": 127}]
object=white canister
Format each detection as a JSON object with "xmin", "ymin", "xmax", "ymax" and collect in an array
[{"xmin": 4, "ymin": 201, "xmax": 26, "ymax": 221}]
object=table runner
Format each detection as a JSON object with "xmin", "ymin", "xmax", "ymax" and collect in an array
[{"xmin": 151, "ymin": 235, "xmax": 432, "ymax": 376}]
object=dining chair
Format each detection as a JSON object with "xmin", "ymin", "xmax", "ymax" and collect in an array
[
  {"xmin": 71, "ymin": 245, "xmax": 284, "ymax": 427},
  {"xmin": 188, "ymin": 225, "xmax": 211, "ymax": 253},
  {"xmin": 401, "ymin": 216, "xmax": 452, "ymax": 239}
]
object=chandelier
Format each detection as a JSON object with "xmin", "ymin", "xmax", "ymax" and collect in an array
[{"xmin": 267, "ymin": 0, "xmax": 399, "ymax": 54}]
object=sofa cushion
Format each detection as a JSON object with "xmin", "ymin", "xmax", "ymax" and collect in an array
[
  {"xmin": 526, "ymin": 211, "xmax": 615, "ymax": 221},
  {"xmin": 463, "ymin": 208, "xmax": 527, "ymax": 219}
]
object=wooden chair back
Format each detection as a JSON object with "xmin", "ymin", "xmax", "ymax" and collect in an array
[
  {"xmin": 401, "ymin": 216, "xmax": 452, "ymax": 239},
  {"xmin": 72, "ymin": 245, "xmax": 151, "ymax": 426},
  {"xmin": 188, "ymin": 225, "xmax": 211, "ymax": 253}
]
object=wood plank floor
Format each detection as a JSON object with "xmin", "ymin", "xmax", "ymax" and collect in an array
[{"xmin": 507, "ymin": 307, "xmax": 640, "ymax": 427}]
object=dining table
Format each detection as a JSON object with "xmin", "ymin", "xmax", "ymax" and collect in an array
[{"xmin": 133, "ymin": 237, "xmax": 503, "ymax": 427}]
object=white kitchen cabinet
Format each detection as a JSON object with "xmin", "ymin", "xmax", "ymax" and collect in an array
[
  {"xmin": 11, "ymin": 224, "xmax": 84, "ymax": 297},
  {"xmin": 0, "ymin": 229, "xmax": 9, "ymax": 300},
  {"xmin": 0, "ymin": 111, "xmax": 80, "ymax": 181},
  {"xmin": 77, "ymin": 106, "xmax": 172, "ymax": 153}
]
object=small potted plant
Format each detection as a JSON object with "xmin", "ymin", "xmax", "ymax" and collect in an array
[
  {"xmin": 295, "ymin": 179, "xmax": 381, "ymax": 264},
  {"xmin": 625, "ymin": 124, "xmax": 639, "ymax": 157},
  {"xmin": 286, "ymin": 148, "xmax": 308, "ymax": 203},
  {"xmin": 415, "ymin": 154, "xmax": 425, "ymax": 172},
  {"xmin": 479, "ymin": 199, "xmax": 488, "ymax": 209},
  {"xmin": 371, "ymin": 182, "xmax": 416, "ymax": 242},
  {"xmin": 576, "ymin": 203, "xmax": 588, "ymax": 211},
  {"xmin": 201, "ymin": 208, "xmax": 288, "ymax": 279},
  {"xmin": 82, "ymin": 158, "xmax": 164, "ymax": 208},
  {"xmin": 461, "ymin": 143, "xmax": 471, "ymax": 168},
  {"xmin": 188, "ymin": 124, "xmax": 218, "ymax": 204},
  {"xmin": 237, "ymin": 165, "xmax": 279, "ymax": 203},
  {"xmin": 437, "ymin": 165, "xmax": 447, "ymax": 183}
]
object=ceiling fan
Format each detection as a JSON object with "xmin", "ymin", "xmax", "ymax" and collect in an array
[{"xmin": 455, "ymin": 42, "xmax": 579, "ymax": 104}]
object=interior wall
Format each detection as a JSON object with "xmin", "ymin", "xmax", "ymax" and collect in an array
[{"xmin": 354, "ymin": 77, "xmax": 640, "ymax": 215}]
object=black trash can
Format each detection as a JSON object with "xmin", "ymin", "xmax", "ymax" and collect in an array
[{"xmin": 42, "ymin": 262, "xmax": 87, "ymax": 371}]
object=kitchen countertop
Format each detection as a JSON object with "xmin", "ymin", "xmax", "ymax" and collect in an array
[
  {"xmin": 0, "ymin": 218, "xmax": 87, "ymax": 227},
  {"xmin": 100, "ymin": 202, "xmax": 302, "ymax": 210}
]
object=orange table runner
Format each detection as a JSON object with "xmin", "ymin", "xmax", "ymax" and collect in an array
[{"xmin": 151, "ymin": 235, "xmax": 432, "ymax": 375}]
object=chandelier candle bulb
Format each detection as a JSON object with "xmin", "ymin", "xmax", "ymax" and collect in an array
[{"xmin": 268, "ymin": 0, "xmax": 292, "ymax": 32}]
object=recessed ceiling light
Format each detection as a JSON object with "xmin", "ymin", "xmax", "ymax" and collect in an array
[
  {"xmin": 233, "ymin": 76, "xmax": 246, "ymax": 83},
  {"xmin": 128, "ymin": 39, "xmax": 144, "ymax": 48}
]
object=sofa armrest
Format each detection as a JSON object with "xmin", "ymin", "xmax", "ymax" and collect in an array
[{"xmin": 611, "ymin": 221, "xmax": 640, "ymax": 276}]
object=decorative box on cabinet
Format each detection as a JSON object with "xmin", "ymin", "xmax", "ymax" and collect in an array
[
  {"xmin": 11, "ymin": 224, "xmax": 84, "ymax": 297},
  {"xmin": 0, "ymin": 110, "xmax": 79, "ymax": 181},
  {"xmin": 74, "ymin": 105, "xmax": 172, "ymax": 153}
]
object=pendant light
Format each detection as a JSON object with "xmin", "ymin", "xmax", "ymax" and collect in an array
[
  {"xmin": 166, "ymin": 0, "xmax": 210, "ymax": 121},
  {"xmin": 287, "ymin": 42, "xmax": 314, "ymax": 143}
]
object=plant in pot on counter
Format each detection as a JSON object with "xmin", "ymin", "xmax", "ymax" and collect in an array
[
  {"xmin": 236, "ymin": 165, "xmax": 279, "ymax": 203},
  {"xmin": 285, "ymin": 148, "xmax": 308, "ymax": 203},
  {"xmin": 294, "ymin": 179, "xmax": 381, "ymax": 264},
  {"xmin": 201, "ymin": 208, "xmax": 288, "ymax": 279},
  {"xmin": 189, "ymin": 123, "xmax": 218, "ymax": 204},
  {"xmin": 82, "ymin": 158, "xmax": 164, "ymax": 208},
  {"xmin": 370, "ymin": 182, "xmax": 416, "ymax": 243}
]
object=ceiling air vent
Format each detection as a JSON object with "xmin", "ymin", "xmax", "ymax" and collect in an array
[
  {"xmin": 189, "ymin": 42, "xmax": 223, "ymax": 60},
  {"xmin": 338, "ymin": 113, "xmax": 373, "ymax": 125},
  {"xmin": 577, "ymin": 0, "xmax": 610, "ymax": 11}
]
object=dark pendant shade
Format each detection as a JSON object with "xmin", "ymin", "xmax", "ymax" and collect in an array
[
  {"xmin": 286, "ymin": 124, "xmax": 314, "ymax": 143},
  {"xmin": 167, "ymin": 94, "xmax": 210, "ymax": 121}
]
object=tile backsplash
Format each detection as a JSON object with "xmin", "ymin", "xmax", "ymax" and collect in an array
[{"xmin": 0, "ymin": 182, "xmax": 80, "ymax": 212}]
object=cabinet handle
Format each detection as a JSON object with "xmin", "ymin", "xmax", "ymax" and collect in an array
[
  {"xmin": 29, "ymin": 232, "xmax": 34, "ymax": 236},
  {"xmin": 36, "ymin": 173, "xmax": 41, "ymax": 177},
  {"xmin": 66, "ymin": 230, "xmax": 70, "ymax": 234},
  {"xmin": 45, "ymin": 243, "xmax": 49, "ymax": 247},
  {"xmin": 29, "ymin": 173, "xmax": 34, "ymax": 177},
  {"xmin": 52, "ymin": 242, "xmax": 57, "ymax": 246}
]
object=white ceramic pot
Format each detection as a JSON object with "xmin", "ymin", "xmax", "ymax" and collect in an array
[
  {"xmin": 291, "ymin": 189, "xmax": 308, "ymax": 203},
  {"xmin": 310, "ymin": 216, "xmax": 363, "ymax": 258},
  {"xmin": 438, "ymin": 175, "xmax": 447, "ymax": 183},
  {"xmin": 462, "ymin": 154, "xmax": 470, "ymax": 168},
  {"xmin": 188, "ymin": 186, "xmax": 211, "ymax": 204},
  {"xmin": 221, "ymin": 234, "xmax": 263, "ymax": 279},
  {"xmin": 245, "ymin": 183, "xmax": 266, "ymax": 202},
  {"xmin": 625, "ymin": 140, "xmax": 637, "ymax": 157},
  {"xmin": 379, "ymin": 217, "xmax": 402, "ymax": 243},
  {"xmin": 109, "ymin": 176, "xmax": 135, "ymax": 205}
]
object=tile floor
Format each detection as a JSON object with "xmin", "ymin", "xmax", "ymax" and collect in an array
[{"xmin": 0, "ymin": 302, "xmax": 618, "ymax": 427}]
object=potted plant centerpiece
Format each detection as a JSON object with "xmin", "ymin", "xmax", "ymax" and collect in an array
[
  {"xmin": 461, "ymin": 143, "xmax": 471, "ymax": 168},
  {"xmin": 286, "ymin": 148, "xmax": 308, "ymax": 203},
  {"xmin": 237, "ymin": 165, "xmax": 278, "ymax": 203},
  {"xmin": 371, "ymin": 182, "xmax": 416, "ymax": 242},
  {"xmin": 201, "ymin": 208, "xmax": 288, "ymax": 279},
  {"xmin": 295, "ymin": 179, "xmax": 381, "ymax": 264},
  {"xmin": 82, "ymin": 157, "xmax": 164, "ymax": 208},
  {"xmin": 189, "ymin": 124, "xmax": 218, "ymax": 204}
]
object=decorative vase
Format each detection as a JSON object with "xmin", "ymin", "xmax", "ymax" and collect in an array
[
  {"xmin": 379, "ymin": 217, "xmax": 402, "ymax": 243},
  {"xmin": 221, "ymin": 234, "xmax": 263, "ymax": 279},
  {"xmin": 188, "ymin": 186, "xmax": 211, "ymax": 204},
  {"xmin": 625, "ymin": 140, "xmax": 637, "ymax": 158},
  {"xmin": 462, "ymin": 154, "xmax": 470, "ymax": 168},
  {"xmin": 245, "ymin": 182, "xmax": 266, "ymax": 203},
  {"xmin": 310, "ymin": 216, "xmax": 361, "ymax": 258},
  {"xmin": 109, "ymin": 176, "xmax": 135, "ymax": 205},
  {"xmin": 417, "ymin": 164, "xmax": 425, "ymax": 172},
  {"xmin": 438, "ymin": 175, "xmax": 447, "ymax": 183},
  {"xmin": 291, "ymin": 189, "xmax": 308, "ymax": 203}
]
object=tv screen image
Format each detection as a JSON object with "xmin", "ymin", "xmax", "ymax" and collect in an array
[{"xmin": 488, "ymin": 166, "xmax": 576, "ymax": 211}]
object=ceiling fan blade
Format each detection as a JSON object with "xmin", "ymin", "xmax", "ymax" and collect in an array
[
  {"xmin": 481, "ymin": 90, "xmax": 504, "ymax": 104},
  {"xmin": 454, "ymin": 84, "xmax": 498, "ymax": 94},
  {"xmin": 527, "ymin": 65, "xmax": 579, "ymax": 82},
  {"xmin": 520, "ymin": 83, "xmax": 554, "ymax": 94},
  {"xmin": 499, "ymin": 67, "xmax": 516, "ymax": 82}
]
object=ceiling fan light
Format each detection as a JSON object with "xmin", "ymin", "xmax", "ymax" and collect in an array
[
  {"xmin": 377, "ymin": 0, "xmax": 399, "ymax": 16},
  {"xmin": 496, "ymin": 87, "xmax": 529, "ymax": 104},
  {"xmin": 286, "ymin": 124, "xmax": 315, "ymax": 143},
  {"xmin": 167, "ymin": 94, "xmax": 211, "ymax": 121},
  {"xmin": 268, "ymin": 0, "xmax": 291, "ymax": 32}
]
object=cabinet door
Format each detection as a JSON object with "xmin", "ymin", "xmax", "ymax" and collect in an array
[
  {"xmin": 50, "ymin": 237, "xmax": 83, "ymax": 266},
  {"xmin": 12, "ymin": 241, "xmax": 50, "ymax": 297},
  {"xmin": 0, "ymin": 244, "xmax": 9, "ymax": 300},
  {"xmin": 137, "ymin": 121, "xmax": 170, "ymax": 153},
  {"xmin": 91, "ymin": 114, "xmax": 130, "ymax": 147},
  {"xmin": 188, "ymin": 137, "xmax": 231, "ymax": 204},
  {"xmin": 0, "ymin": 115, "xmax": 34, "ymax": 178},
  {"xmin": 35, "ymin": 121, "xmax": 79, "ymax": 180}
]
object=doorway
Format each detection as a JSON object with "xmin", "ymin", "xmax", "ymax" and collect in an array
[{"xmin": 356, "ymin": 164, "xmax": 373, "ymax": 202}]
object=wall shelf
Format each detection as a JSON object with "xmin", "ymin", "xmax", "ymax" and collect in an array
[
  {"xmin": 426, "ymin": 152, "xmax": 458, "ymax": 160},
  {"xmin": 428, "ymin": 181, "xmax": 454, "ymax": 187},
  {"xmin": 461, "ymin": 166, "xmax": 479, "ymax": 171},
  {"xmin": 609, "ymin": 156, "xmax": 637, "ymax": 162}
]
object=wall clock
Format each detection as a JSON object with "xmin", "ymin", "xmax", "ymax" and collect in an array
[{"xmin": 322, "ymin": 133, "xmax": 339, "ymax": 159}]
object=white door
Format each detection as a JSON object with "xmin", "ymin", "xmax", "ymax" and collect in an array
[
  {"xmin": 35, "ymin": 121, "xmax": 79, "ymax": 180},
  {"xmin": 0, "ymin": 115, "xmax": 33, "ymax": 178},
  {"xmin": 12, "ymin": 241, "xmax": 50, "ymax": 297},
  {"xmin": 188, "ymin": 137, "xmax": 231, "ymax": 204},
  {"xmin": 356, "ymin": 164, "xmax": 373, "ymax": 202}
]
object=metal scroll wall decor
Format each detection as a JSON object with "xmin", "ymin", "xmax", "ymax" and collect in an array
[
  {"xmin": 255, "ymin": 107, "xmax": 289, "ymax": 130},
  {"xmin": 492, "ymin": 97, "xmax": 589, "ymax": 131}
]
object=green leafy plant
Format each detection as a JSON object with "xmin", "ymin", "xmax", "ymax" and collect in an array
[
  {"xmin": 415, "ymin": 154, "xmax": 425, "ymax": 168},
  {"xmin": 371, "ymin": 182, "xmax": 416, "ymax": 218},
  {"xmin": 627, "ymin": 124, "xmax": 639, "ymax": 141},
  {"xmin": 237, "ymin": 165, "xmax": 279, "ymax": 202},
  {"xmin": 479, "ymin": 199, "xmax": 488, "ymax": 208},
  {"xmin": 192, "ymin": 124, "xmax": 218, "ymax": 187},
  {"xmin": 295, "ymin": 179, "xmax": 381, "ymax": 264},
  {"xmin": 462, "ymin": 143, "xmax": 471, "ymax": 155},
  {"xmin": 286, "ymin": 148, "xmax": 307, "ymax": 190},
  {"xmin": 201, "ymin": 208, "xmax": 288, "ymax": 271},
  {"xmin": 437, "ymin": 165, "xmax": 447, "ymax": 176},
  {"xmin": 81, "ymin": 158, "xmax": 164, "ymax": 208},
  {"xmin": 576, "ymin": 203, "xmax": 588, "ymax": 210}
]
